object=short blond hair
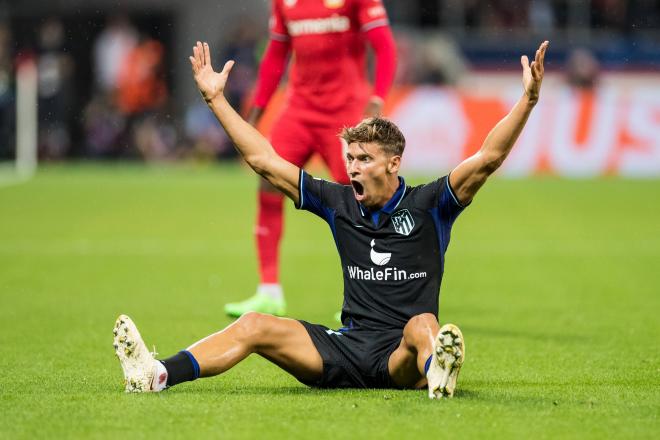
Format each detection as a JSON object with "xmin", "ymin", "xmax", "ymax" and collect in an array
[{"xmin": 340, "ymin": 117, "xmax": 405, "ymax": 156}]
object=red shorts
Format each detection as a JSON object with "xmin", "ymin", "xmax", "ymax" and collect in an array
[{"xmin": 270, "ymin": 112, "xmax": 363, "ymax": 185}]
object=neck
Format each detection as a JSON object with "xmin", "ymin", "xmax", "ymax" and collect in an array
[{"xmin": 366, "ymin": 174, "xmax": 400, "ymax": 210}]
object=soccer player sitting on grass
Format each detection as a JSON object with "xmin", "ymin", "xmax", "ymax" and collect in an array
[{"xmin": 113, "ymin": 40, "xmax": 548, "ymax": 398}]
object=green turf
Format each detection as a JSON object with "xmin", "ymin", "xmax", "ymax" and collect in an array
[{"xmin": 0, "ymin": 164, "xmax": 658, "ymax": 439}]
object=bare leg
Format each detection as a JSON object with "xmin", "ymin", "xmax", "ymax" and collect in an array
[
  {"xmin": 187, "ymin": 312, "xmax": 323, "ymax": 383},
  {"xmin": 387, "ymin": 313, "xmax": 440, "ymax": 388}
]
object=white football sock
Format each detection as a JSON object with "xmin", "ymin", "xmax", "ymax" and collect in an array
[
  {"xmin": 152, "ymin": 361, "xmax": 168, "ymax": 391},
  {"xmin": 257, "ymin": 283, "xmax": 283, "ymax": 300}
]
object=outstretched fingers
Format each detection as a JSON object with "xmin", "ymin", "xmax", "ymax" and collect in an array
[
  {"xmin": 531, "ymin": 40, "xmax": 549, "ymax": 80},
  {"xmin": 191, "ymin": 43, "xmax": 202, "ymax": 71},
  {"xmin": 203, "ymin": 42, "xmax": 212, "ymax": 66},
  {"xmin": 520, "ymin": 55, "xmax": 530, "ymax": 70},
  {"xmin": 196, "ymin": 41, "xmax": 205, "ymax": 66},
  {"xmin": 190, "ymin": 41, "xmax": 212, "ymax": 75},
  {"xmin": 538, "ymin": 40, "xmax": 549, "ymax": 66},
  {"xmin": 221, "ymin": 60, "xmax": 235, "ymax": 76},
  {"xmin": 190, "ymin": 41, "xmax": 215, "ymax": 72}
]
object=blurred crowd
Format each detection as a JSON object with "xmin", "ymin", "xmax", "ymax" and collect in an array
[
  {"xmin": 0, "ymin": 0, "xmax": 657, "ymax": 162},
  {"xmin": 410, "ymin": 0, "xmax": 660, "ymax": 31},
  {"xmin": 0, "ymin": 19, "xmax": 13, "ymax": 158},
  {"xmin": 0, "ymin": 14, "xmax": 262, "ymax": 161}
]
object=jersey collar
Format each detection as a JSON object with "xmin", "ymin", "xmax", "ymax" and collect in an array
[{"xmin": 358, "ymin": 176, "xmax": 407, "ymax": 221}]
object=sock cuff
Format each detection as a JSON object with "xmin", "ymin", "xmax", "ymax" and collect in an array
[
  {"xmin": 424, "ymin": 354, "xmax": 433, "ymax": 375},
  {"xmin": 181, "ymin": 350, "xmax": 200, "ymax": 380}
]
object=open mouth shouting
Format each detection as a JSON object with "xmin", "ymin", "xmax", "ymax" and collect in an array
[{"xmin": 351, "ymin": 179, "xmax": 365, "ymax": 201}]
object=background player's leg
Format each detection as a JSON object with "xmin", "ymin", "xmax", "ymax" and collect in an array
[
  {"xmin": 224, "ymin": 115, "xmax": 313, "ymax": 318},
  {"xmin": 256, "ymin": 182, "xmax": 284, "ymax": 286},
  {"xmin": 387, "ymin": 313, "xmax": 439, "ymax": 388}
]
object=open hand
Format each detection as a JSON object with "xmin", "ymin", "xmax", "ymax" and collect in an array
[
  {"xmin": 189, "ymin": 41, "xmax": 234, "ymax": 103},
  {"xmin": 521, "ymin": 40, "xmax": 548, "ymax": 105}
]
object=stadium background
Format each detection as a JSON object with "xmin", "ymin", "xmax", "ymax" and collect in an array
[{"xmin": 0, "ymin": 1, "xmax": 658, "ymax": 438}]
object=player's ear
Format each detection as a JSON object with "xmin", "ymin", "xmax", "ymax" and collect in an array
[{"xmin": 387, "ymin": 155, "xmax": 401, "ymax": 174}]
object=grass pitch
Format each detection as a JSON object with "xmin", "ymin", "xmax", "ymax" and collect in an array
[{"xmin": 0, "ymin": 164, "xmax": 658, "ymax": 439}]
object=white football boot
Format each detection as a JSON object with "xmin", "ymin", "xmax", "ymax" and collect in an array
[
  {"xmin": 113, "ymin": 314, "xmax": 164, "ymax": 393},
  {"xmin": 427, "ymin": 323, "xmax": 465, "ymax": 399}
]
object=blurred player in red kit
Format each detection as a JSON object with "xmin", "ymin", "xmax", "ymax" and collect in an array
[{"xmin": 224, "ymin": 0, "xmax": 397, "ymax": 317}]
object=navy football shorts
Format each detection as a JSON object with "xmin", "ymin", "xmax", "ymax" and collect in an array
[{"xmin": 298, "ymin": 320, "xmax": 403, "ymax": 388}]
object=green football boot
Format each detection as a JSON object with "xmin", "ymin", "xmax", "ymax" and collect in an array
[{"xmin": 224, "ymin": 291, "xmax": 287, "ymax": 318}]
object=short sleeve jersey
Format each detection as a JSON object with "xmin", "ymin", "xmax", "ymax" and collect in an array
[
  {"xmin": 296, "ymin": 169, "xmax": 467, "ymax": 330},
  {"xmin": 269, "ymin": 0, "xmax": 390, "ymax": 121}
]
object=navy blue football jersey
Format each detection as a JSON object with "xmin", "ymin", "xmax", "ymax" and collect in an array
[{"xmin": 296, "ymin": 169, "xmax": 467, "ymax": 330}]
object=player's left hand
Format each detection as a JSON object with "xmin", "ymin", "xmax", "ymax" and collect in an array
[
  {"xmin": 521, "ymin": 40, "xmax": 548, "ymax": 105},
  {"xmin": 363, "ymin": 96, "xmax": 384, "ymax": 118},
  {"xmin": 189, "ymin": 41, "xmax": 234, "ymax": 103}
]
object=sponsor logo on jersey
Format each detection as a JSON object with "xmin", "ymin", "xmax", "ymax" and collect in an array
[
  {"xmin": 391, "ymin": 209, "xmax": 415, "ymax": 236},
  {"xmin": 345, "ymin": 238, "xmax": 427, "ymax": 282},
  {"xmin": 346, "ymin": 265, "xmax": 427, "ymax": 281},
  {"xmin": 367, "ymin": 5, "xmax": 386, "ymax": 18},
  {"xmin": 369, "ymin": 239, "xmax": 391, "ymax": 266},
  {"xmin": 284, "ymin": 0, "xmax": 297, "ymax": 8},
  {"xmin": 324, "ymin": 0, "xmax": 345, "ymax": 8},
  {"xmin": 287, "ymin": 15, "xmax": 350, "ymax": 36}
]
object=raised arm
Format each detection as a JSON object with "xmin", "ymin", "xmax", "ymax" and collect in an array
[
  {"xmin": 449, "ymin": 40, "xmax": 548, "ymax": 205},
  {"xmin": 189, "ymin": 41, "xmax": 300, "ymax": 204}
]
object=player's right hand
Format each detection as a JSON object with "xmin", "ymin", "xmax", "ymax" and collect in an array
[{"xmin": 189, "ymin": 41, "xmax": 234, "ymax": 103}]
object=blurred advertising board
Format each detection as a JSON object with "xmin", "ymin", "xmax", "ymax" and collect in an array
[{"xmin": 258, "ymin": 73, "xmax": 660, "ymax": 177}]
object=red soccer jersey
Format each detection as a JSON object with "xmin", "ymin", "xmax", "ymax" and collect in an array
[{"xmin": 269, "ymin": 0, "xmax": 390, "ymax": 123}]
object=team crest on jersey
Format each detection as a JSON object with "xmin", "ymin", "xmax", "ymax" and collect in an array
[
  {"xmin": 284, "ymin": 0, "xmax": 297, "ymax": 8},
  {"xmin": 391, "ymin": 209, "xmax": 415, "ymax": 236},
  {"xmin": 324, "ymin": 0, "xmax": 345, "ymax": 9}
]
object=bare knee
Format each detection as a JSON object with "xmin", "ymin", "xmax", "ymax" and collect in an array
[
  {"xmin": 403, "ymin": 313, "xmax": 438, "ymax": 346},
  {"xmin": 406, "ymin": 313, "xmax": 438, "ymax": 330},
  {"xmin": 234, "ymin": 312, "xmax": 272, "ymax": 347}
]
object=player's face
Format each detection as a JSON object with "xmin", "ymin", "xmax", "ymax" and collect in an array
[{"xmin": 346, "ymin": 142, "xmax": 400, "ymax": 209}]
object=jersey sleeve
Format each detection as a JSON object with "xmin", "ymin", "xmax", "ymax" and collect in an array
[
  {"xmin": 356, "ymin": 0, "xmax": 390, "ymax": 32},
  {"xmin": 414, "ymin": 175, "xmax": 468, "ymax": 225},
  {"xmin": 295, "ymin": 169, "xmax": 344, "ymax": 223},
  {"xmin": 269, "ymin": 0, "xmax": 290, "ymax": 42},
  {"xmin": 438, "ymin": 174, "xmax": 468, "ymax": 224}
]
